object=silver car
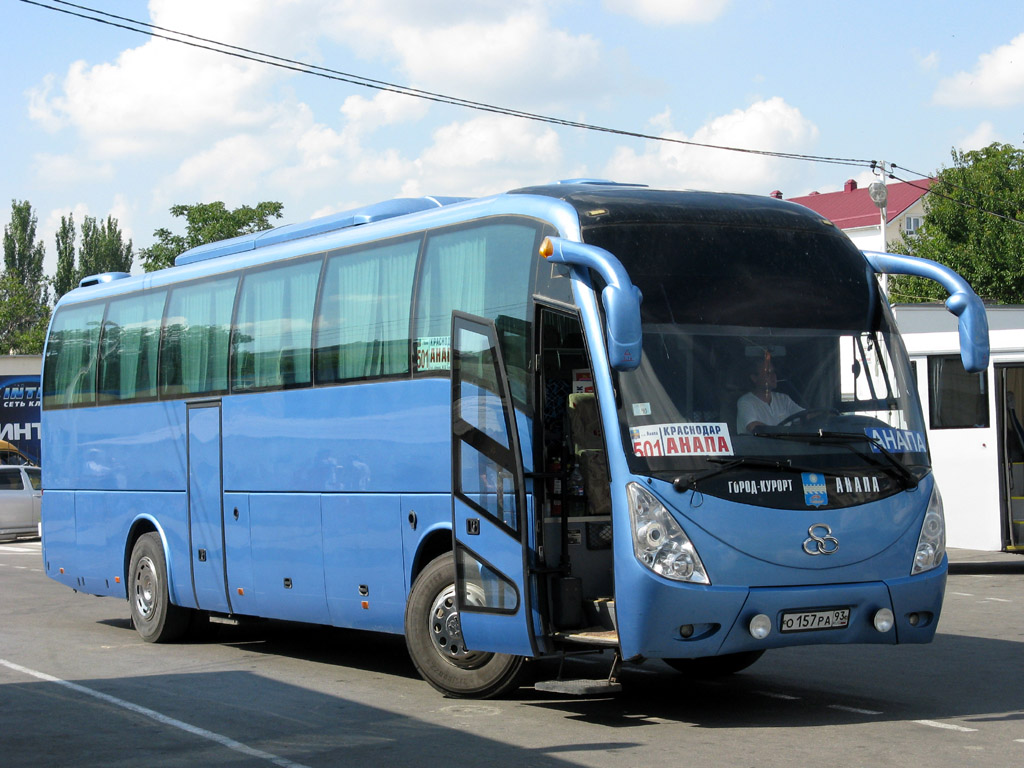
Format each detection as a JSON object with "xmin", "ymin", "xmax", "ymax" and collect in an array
[{"xmin": 0, "ymin": 466, "xmax": 42, "ymax": 541}]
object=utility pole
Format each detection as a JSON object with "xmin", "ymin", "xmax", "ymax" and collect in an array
[{"xmin": 869, "ymin": 161, "xmax": 890, "ymax": 297}]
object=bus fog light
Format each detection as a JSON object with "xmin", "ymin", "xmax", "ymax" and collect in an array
[
  {"xmin": 873, "ymin": 608, "xmax": 894, "ymax": 633},
  {"xmin": 908, "ymin": 612, "xmax": 920, "ymax": 626},
  {"xmin": 749, "ymin": 614, "xmax": 772, "ymax": 639},
  {"xmin": 679, "ymin": 624, "xmax": 694, "ymax": 638}
]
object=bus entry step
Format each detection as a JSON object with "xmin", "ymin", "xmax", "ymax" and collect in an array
[{"xmin": 535, "ymin": 679, "xmax": 623, "ymax": 696}]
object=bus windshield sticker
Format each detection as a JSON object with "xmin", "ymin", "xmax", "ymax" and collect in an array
[
  {"xmin": 416, "ymin": 336, "xmax": 451, "ymax": 371},
  {"xmin": 630, "ymin": 423, "xmax": 734, "ymax": 457},
  {"xmin": 572, "ymin": 369, "xmax": 593, "ymax": 393},
  {"xmin": 632, "ymin": 402, "xmax": 652, "ymax": 416},
  {"xmin": 802, "ymin": 472, "xmax": 829, "ymax": 507},
  {"xmin": 864, "ymin": 427, "xmax": 927, "ymax": 453}
]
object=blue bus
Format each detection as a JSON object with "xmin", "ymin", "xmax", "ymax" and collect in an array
[{"xmin": 40, "ymin": 181, "xmax": 989, "ymax": 698}]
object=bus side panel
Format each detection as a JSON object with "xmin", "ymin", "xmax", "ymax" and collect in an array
[
  {"xmin": 220, "ymin": 382, "xmax": 451, "ymax": 495},
  {"xmin": 323, "ymin": 494, "xmax": 405, "ymax": 632},
  {"xmin": 223, "ymin": 492, "xmax": 254, "ymax": 614},
  {"xmin": 41, "ymin": 490, "xmax": 77, "ymax": 589},
  {"xmin": 400, "ymin": 494, "xmax": 451, "ymax": 594},
  {"xmin": 249, "ymin": 493, "xmax": 329, "ymax": 623},
  {"xmin": 42, "ymin": 403, "xmax": 186, "ymax": 492},
  {"xmin": 74, "ymin": 491, "xmax": 127, "ymax": 597}
]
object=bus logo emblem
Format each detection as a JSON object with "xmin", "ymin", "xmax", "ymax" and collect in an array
[{"xmin": 803, "ymin": 523, "xmax": 839, "ymax": 555}]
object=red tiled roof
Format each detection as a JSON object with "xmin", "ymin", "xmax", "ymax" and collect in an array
[{"xmin": 786, "ymin": 179, "xmax": 934, "ymax": 230}]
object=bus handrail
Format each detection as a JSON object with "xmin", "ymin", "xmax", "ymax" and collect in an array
[
  {"xmin": 540, "ymin": 236, "xmax": 643, "ymax": 370},
  {"xmin": 863, "ymin": 250, "xmax": 990, "ymax": 373}
]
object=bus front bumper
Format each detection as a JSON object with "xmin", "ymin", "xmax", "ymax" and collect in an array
[{"xmin": 619, "ymin": 563, "xmax": 947, "ymax": 661}]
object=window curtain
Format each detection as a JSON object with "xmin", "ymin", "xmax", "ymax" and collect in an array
[
  {"xmin": 101, "ymin": 291, "xmax": 165, "ymax": 401},
  {"xmin": 316, "ymin": 239, "xmax": 417, "ymax": 382},
  {"xmin": 233, "ymin": 261, "xmax": 319, "ymax": 390},
  {"xmin": 164, "ymin": 276, "xmax": 237, "ymax": 396},
  {"xmin": 45, "ymin": 303, "xmax": 104, "ymax": 407}
]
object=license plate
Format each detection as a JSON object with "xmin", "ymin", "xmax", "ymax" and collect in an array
[{"xmin": 780, "ymin": 607, "xmax": 850, "ymax": 633}]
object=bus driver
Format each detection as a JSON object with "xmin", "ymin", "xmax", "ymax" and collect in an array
[{"xmin": 736, "ymin": 352, "xmax": 802, "ymax": 433}]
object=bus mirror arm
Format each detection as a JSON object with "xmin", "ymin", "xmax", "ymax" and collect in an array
[
  {"xmin": 863, "ymin": 250, "xmax": 990, "ymax": 373},
  {"xmin": 541, "ymin": 237, "xmax": 643, "ymax": 371}
]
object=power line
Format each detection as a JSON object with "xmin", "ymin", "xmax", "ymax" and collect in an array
[
  {"xmin": 22, "ymin": 0, "xmax": 874, "ymax": 170},
  {"xmin": 19, "ymin": 0, "xmax": 1024, "ymax": 229},
  {"xmin": 888, "ymin": 169, "xmax": 1024, "ymax": 228}
]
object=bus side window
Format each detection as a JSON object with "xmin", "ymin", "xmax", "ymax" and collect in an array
[
  {"xmin": 413, "ymin": 219, "xmax": 537, "ymax": 379},
  {"xmin": 43, "ymin": 302, "xmax": 105, "ymax": 409},
  {"xmin": 314, "ymin": 237, "xmax": 418, "ymax": 384},
  {"xmin": 231, "ymin": 259, "xmax": 319, "ymax": 392},
  {"xmin": 928, "ymin": 354, "xmax": 989, "ymax": 429},
  {"xmin": 159, "ymin": 276, "xmax": 237, "ymax": 398}
]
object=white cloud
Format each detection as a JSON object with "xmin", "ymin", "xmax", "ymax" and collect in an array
[
  {"xmin": 934, "ymin": 32, "xmax": 1024, "ymax": 107},
  {"xmin": 32, "ymin": 153, "xmax": 115, "ymax": 185},
  {"xmin": 340, "ymin": 90, "xmax": 430, "ymax": 134},
  {"xmin": 405, "ymin": 114, "xmax": 563, "ymax": 196},
  {"xmin": 917, "ymin": 51, "xmax": 940, "ymax": 71},
  {"xmin": 958, "ymin": 121, "xmax": 1002, "ymax": 151},
  {"xmin": 320, "ymin": 3, "xmax": 609, "ymax": 107},
  {"xmin": 603, "ymin": 98, "xmax": 819, "ymax": 193},
  {"xmin": 27, "ymin": 0, "xmax": 331, "ymax": 157},
  {"xmin": 602, "ymin": 0, "xmax": 730, "ymax": 24}
]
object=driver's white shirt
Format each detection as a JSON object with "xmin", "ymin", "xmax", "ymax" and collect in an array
[{"xmin": 736, "ymin": 391, "xmax": 801, "ymax": 433}]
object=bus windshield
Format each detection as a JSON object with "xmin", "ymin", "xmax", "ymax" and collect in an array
[{"xmin": 585, "ymin": 218, "xmax": 928, "ymax": 509}]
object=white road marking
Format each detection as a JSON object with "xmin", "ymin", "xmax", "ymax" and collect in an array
[
  {"xmin": 755, "ymin": 691, "xmax": 800, "ymax": 700},
  {"xmin": 913, "ymin": 719, "xmax": 977, "ymax": 733},
  {"xmin": 0, "ymin": 658, "xmax": 312, "ymax": 768},
  {"xmin": 828, "ymin": 704, "xmax": 883, "ymax": 715}
]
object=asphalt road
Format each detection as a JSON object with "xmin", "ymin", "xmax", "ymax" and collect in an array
[{"xmin": 2, "ymin": 540, "xmax": 1023, "ymax": 767}]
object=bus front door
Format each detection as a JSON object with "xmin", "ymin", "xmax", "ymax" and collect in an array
[
  {"xmin": 450, "ymin": 312, "xmax": 539, "ymax": 657},
  {"xmin": 187, "ymin": 401, "xmax": 232, "ymax": 613}
]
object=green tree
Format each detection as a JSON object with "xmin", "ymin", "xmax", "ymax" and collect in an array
[
  {"xmin": 54, "ymin": 212, "xmax": 77, "ymax": 299},
  {"xmin": 1, "ymin": 200, "xmax": 51, "ymax": 354},
  {"xmin": 140, "ymin": 201, "xmax": 284, "ymax": 272},
  {"xmin": 78, "ymin": 214, "xmax": 133, "ymax": 279},
  {"xmin": 889, "ymin": 143, "xmax": 1024, "ymax": 304}
]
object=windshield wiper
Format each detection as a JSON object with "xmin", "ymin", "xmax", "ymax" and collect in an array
[
  {"xmin": 672, "ymin": 456, "xmax": 808, "ymax": 492},
  {"xmin": 751, "ymin": 429, "xmax": 919, "ymax": 489}
]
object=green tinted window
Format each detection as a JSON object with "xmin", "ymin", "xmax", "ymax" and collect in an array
[
  {"xmin": 232, "ymin": 258, "xmax": 321, "ymax": 391},
  {"xmin": 413, "ymin": 220, "xmax": 538, "ymax": 376},
  {"xmin": 315, "ymin": 237, "xmax": 418, "ymax": 383},
  {"xmin": 160, "ymin": 276, "xmax": 238, "ymax": 397},
  {"xmin": 99, "ymin": 290, "xmax": 166, "ymax": 402},
  {"xmin": 43, "ymin": 302, "xmax": 105, "ymax": 408}
]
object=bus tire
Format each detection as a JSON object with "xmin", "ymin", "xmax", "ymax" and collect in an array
[
  {"xmin": 663, "ymin": 649, "xmax": 765, "ymax": 678},
  {"xmin": 404, "ymin": 553, "xmax": 524, "ymax": 698},
  {"xmin": 128, "ymin": 532, "xmax": 190, "ymax": 643}
]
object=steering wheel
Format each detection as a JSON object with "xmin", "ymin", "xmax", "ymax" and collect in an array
[{"xmin": 776, "ymin": 408, "xmax": 839, "ymax": 428}]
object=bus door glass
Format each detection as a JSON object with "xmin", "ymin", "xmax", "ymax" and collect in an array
[
  {"xmin": 999, "ymin": 365, "xmax": 1024, "ymax": 549},
  {"xmin": 187, "ymin": 401, "xmax": 232, "ymax": 613},
  {"xmin": 450, "ymin": 312, "xmax": 538, "ymax": 656}
]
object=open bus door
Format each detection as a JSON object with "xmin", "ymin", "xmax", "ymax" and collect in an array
[
  {"xmin": 998, "ymin": 366, "xmax": 1024, "ymax": 552},
  {"xmin": 450, "ymin": 312, "xmax": 540, "ymax": 657}
]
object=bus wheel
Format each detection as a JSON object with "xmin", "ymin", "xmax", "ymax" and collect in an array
[
  {"xmin": 404, "ymin": 553, "xmax": 524, "ymax": 698},
  {"xmin": 663, "ymin": 650, "xmax": 765, "ymax": 678},
  {"xmin": 128, "ymin": 532, "xmax": 190, "ymax": 643}
]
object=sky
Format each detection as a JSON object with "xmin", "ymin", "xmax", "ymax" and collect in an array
[{"xmin": 2, "ymin": 0, "xmax": 1023, "ymax": 278}]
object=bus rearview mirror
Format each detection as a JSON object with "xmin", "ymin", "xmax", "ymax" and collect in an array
[{"xmin": 541, "ymin": 237, "xmax": 643, "ymax": 371}]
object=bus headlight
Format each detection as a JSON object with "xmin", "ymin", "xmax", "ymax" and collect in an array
[
  {"xmin": 911, "ymin": 486, "xmax": 946, "ymax": 575},
  {"xmin": 627, "ymin": 482, "xmax": 710, "ymax": 584}
]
